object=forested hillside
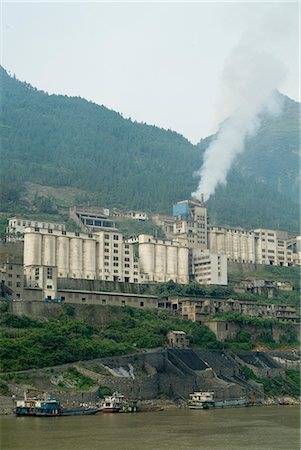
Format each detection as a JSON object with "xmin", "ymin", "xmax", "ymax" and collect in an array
[
  {"xmin": 1, "ymin": 67, "xmax": 299, "ymax": 232},
  {"xmin": 0, "ymin": 67, "xmax": 201, "ymax": 213}
]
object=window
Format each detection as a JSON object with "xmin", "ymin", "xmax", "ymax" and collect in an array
[
  {"xmin": 105, "ymin": 255, "xmax": 109, "ymax": 260},
  {"xmin": 46, "ymin": 284, "xmax": 52, "ymax": 289},
  {"xmin": 62, "ymin": 230, "xmax": 66, "ymax": 235},
  {"xmin": 48, "ymin": 229, "xmax": 53, "ymax": 234},
  {"xmin": 113, "ymin": 250, "xmax": 118, "ymax": 254},
  {"xmin": 125, "ymin": 277, "xmax": 130, "ymax": 283},
  {"xmin": 125, "ymin": 250, "xmax": 129, "ymax": 255},
  {"xmin": 113, "ymin": 234, "xmax": 119, "ymax": 240},
  {"xmin": 105, "ymin": 234, "xmax": 110, "ymax": 239},
  {"xmin": 34, "ymin": 227, "xmax": 39, "ymax": 232},
  {"xmin": 105, "ymin": 242, "xmax": 109, "ymax": 247},
  {"xmin": 140, "ymin": 301, "xmax": 144, "ymax": 307},
  {"xmin": 114, "ymin": 243, "xmax": 118, "ymax": 248},
  {"xmin": 113, "ymin": 262, "xmax": 119, "ymax": 267},
  {"xmin": 125, "ymin": 244, "xmax": 129, "ymax": 249},
  {"xmin": 125, "ymin": 257, "xmax": 130, "ymax": 262},
  {"xmin": 75, "ymin": 232, "xmax": 80, "ymax": 237},
  {"xmin": 16, "ymin": 282, "xmax": 21, "ymax": 287},
  {"xmin": 102, "ymin": 299, "xmax": 106, "ymax": 304},
  {"xmin": 125, "ymin": 263, "xmax": 130, "ymax": 268},
  {"xmin": 8, "ymin": 281, "xmax": 12, "ymax": 286},
  {"xmin": 105, "ymin": 248, "xmax": 109, "ymax": 253},
  {"xmin": 104, "ymin": 262, "xmax": 109, "ymax": 266},
  {"xmin": 113, "ymin": 256, "xmax": 119, "ymax": 261},
  {"xmin": 8, "ymin": 274, "xmax": 12, "ymax": 278},
  {"xmin": 47, "ymin": 268, "xmax": 53, "ymax": 279}
]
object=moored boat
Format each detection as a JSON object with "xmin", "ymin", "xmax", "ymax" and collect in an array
[
  {"xmin": 15, "ymin": 393, "xmax": 100, "ymax": 417},
  {"xmin": 188, "ymin": 391, "xmax": 248, "ymax": 409},
  {"xmin": 101, "ymin": 392, "xmax": 125, "ymax": 413},
  {"xmin": 100, "ymin": 392, "xmax": 138, "ymax": 413}
]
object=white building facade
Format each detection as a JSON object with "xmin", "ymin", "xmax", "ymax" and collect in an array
[
  {"xmin": 7, "ymin": 218, "xmax": 65, "ymax": 242},
  {"xmin": 192, "ymin": 249, "xmax": 228, "ymax": 285},
  {"xmin": 253, "ymin": 229, "xmax": 293, "ymax": 266},
  {"xmin": 209, "ymin": 226, "xmax": 255, "ymax": 264}
]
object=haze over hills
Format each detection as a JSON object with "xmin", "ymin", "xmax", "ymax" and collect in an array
[{"xmin": 0, "ymin": 67, "xmax": 299, "ymax": 232}]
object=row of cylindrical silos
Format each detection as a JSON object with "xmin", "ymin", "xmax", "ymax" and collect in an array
[
  {"xmin": 24, "ymin": 231, "xmax": 99, "ymax": 279},
  {"xmin": 209, "ymin": 230, "xmax": 255, "ymax": 263},
  {"xmin": 139, "ymin": 241, "xmax": 189, "ymax": 283}
]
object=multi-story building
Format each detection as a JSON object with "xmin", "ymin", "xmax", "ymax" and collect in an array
[
  {"xmin": 6, "ymin": 217, "xmax": 65, "ymax": 242},
  {"xmin": 1, "ymin": 258, "xmax": 25, "ymax": 300},
  {"xmin": 112, "ymin": 209, "xmax": 149, "ymax": 221},
  {"xmin": 69, "ymin": 206, "xmax": 114, "ymax": 233},
  {"xmin": 253, "ymin": 229, "xmax": 293, "ymax": 266},
  {"xmin": 151, "ymin": 214, "xmax": 175, "ymax": 239},
  {"xmin": 173, "ymin": 198, "xmax": 208, "ymax": 249},
  {"xmin": 172, "ymin": 296, "xmax": 299, "ymax": 323},
  {"xmin": 287, "ymin": 235, "xmax": 301, "ymax": 266},
  {"xmin": 191, "ymin": 249, "xmax": 227, "ymax": 285},
  {"xmin": 209, "ymin": 226, "xmax": 255, "ymax": 264},
  {"xmin": 137, "ymin": 234, "xmax": 189, "ymax": 284}
]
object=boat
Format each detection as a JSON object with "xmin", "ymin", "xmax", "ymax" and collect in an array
[
  {"xmin": 188, "ymin": 391, "xmax": 248, "ymax": 409},
  {"xmin": 100, "ymin": 392, "xmax": 138, "ymax": 413},
  {"xmin": 101, "ymin": 392, "xmax": 125, "ymax": 413},
  {"xmin": 15, "ymin": 393, "xmax": 99, "ymax": 417}
]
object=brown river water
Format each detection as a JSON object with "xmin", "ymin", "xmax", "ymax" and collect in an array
[{"xmin": 0, "ymin": 406, "xmax": 299, "ymax": 450}]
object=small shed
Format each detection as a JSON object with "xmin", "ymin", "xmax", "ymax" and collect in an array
[{"xmin": 166, "ymin": 330, "xmax": 189, "ymax": 349}]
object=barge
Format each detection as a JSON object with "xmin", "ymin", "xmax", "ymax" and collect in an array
[
  {"xmin": 188, "ymin": 391, "xmax": 248, "ymax": 409},
  {"xmin": 15, "ymin": 394, "xmax": 99, "ymax": 417}
]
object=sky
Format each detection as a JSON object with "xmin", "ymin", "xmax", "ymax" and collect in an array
[{"xmin": 1, "ymin": 1, "xmax": 299, "ymax": 144}]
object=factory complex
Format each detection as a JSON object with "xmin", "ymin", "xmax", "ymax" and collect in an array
[{"xmin": 3, "ymin": 197, "xmax": 300, "ymax": 306}]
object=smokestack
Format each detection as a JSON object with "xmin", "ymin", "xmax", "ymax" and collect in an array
[{"xmin": 200, "ymin": 193, "xmax": 204, "ymax": 206}]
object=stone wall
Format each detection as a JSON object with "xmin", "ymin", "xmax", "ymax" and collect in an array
[{"xmin": 206, "ymin": 320, "xmax": 300, "ymax": 344}]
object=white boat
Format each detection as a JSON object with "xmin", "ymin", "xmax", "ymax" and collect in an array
[{"xmin": 101, "ymin": 392, "xmax": 125, "ymax": 413}]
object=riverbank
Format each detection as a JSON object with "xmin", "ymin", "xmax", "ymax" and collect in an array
[{"xmin": 0, "ymin": 348, "xmax": 299, "ymax": 415}]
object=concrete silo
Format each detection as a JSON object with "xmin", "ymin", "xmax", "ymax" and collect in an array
[
  {"xmin": 83, "ymin": 238, "xmax": 96, "ymax": 279},
  {"xmin": 56, "ymin": 235, "xmax": 70, "ymax": 277},
  {"xmin": 154, "ymin": 243, "xmax": 166, "ymax": 281},
  {"xmin": 69, "ymin": 237, "xmax": 83, "ymax": 278},
  {"xmin": 166, "ymin": 245, "xmax": 178, "ymax": 281},
  {"xmin": 177, "ymin": 246, "xmax": 189, "ymax": 284},
  {"xmin": 138, "ymin": 236, "xmax": 155, "ymax": 281},
  {"xmin": 24, "ymin": 230, "xmax": 42, "ymax": 266},
  {"xmin": 42, "ymin": 234, "xmax": 56, "ymax": 266}
]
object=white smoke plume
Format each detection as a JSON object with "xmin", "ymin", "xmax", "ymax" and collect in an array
[{"xmin": 192, "ymin": 38, "xmax": 287, "ymax": 202}]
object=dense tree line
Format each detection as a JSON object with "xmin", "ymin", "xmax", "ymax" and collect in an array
[{"xmin": 1, "ymin": 67, "xmax": 299, "ymax": 232}]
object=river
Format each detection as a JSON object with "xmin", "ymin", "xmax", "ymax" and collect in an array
[{"xmin": 0, "ymin": 406, "xmax": 299, "ymax": 450}]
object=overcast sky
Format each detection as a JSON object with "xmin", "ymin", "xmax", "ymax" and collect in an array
[{"xmin": 1, "ymin": 1, "xmax": 299, "ymax": 143}]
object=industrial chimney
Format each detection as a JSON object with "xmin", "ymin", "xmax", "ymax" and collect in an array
[{"xmin": 200, "ymin": 193, "xmax": 204, "ymax": 206}]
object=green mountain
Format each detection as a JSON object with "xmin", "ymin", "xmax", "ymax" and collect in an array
[
  {"xmin": 0, "ymin": 67, "xmax": 201, "ymax": 214},
  {"xmin": 0, "ymin": 67, "xmax": 299, "ymax": 232}
]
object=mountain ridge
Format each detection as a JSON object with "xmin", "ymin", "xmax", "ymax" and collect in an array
[{"xmin": 0, "ymin": 66, "xmax": 299, "ymax": 232}]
